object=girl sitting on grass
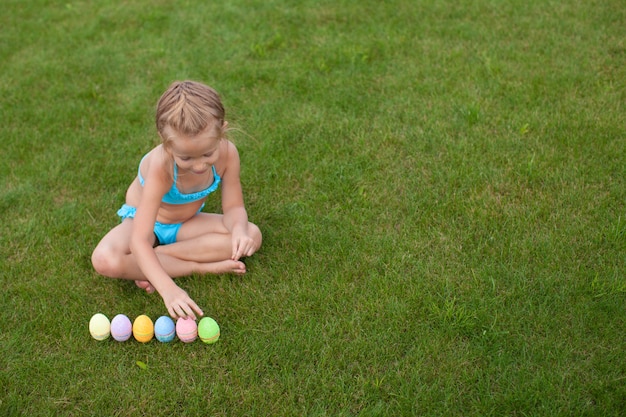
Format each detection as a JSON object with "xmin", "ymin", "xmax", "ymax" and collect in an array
[{"xmin": 91, "ymin": 80, "xmax": 262, "ymax": 320}]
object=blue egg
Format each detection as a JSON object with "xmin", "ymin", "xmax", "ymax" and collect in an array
[{"xmin": 154, "ymin": 316, "xmax": 176, "ymax": 343}]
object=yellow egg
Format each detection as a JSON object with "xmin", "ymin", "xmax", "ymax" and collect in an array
[
  {"xmin": 132, "ymin": 315, "xmax": 154, "ymax": 343},
  {"xmin": 89, "ymin": 313, "xmax": 110, "ymax": 341}
]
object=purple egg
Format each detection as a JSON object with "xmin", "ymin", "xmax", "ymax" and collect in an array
[{"xmin": 110, "ymin": 314, "xmax": 132, "ymax": 342}]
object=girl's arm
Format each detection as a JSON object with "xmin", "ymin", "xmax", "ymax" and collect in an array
[
  {"xmin": 129, "ymin": 150, "xmax": 203, "ymax": 319},
  {"xmin": 219, "ymin": 141, "xmax": 256, "ymax": 261}
]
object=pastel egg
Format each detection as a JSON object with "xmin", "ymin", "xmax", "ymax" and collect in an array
[
  {"xmin": 89, "ymin": 313, "xmax": 110, "ymax": 341},
  {"xmin": 133, "ymin": 315, "xmax": 154, "ymax": 343},
  {"xmin": 110, "ymin": 314, "xmax": 132, "ymax": 342},
  {"xmin": 176, "ymin": 318, "xmax": 197, "ymax": 343},
  {"xmin": 154, "ymin": 316, "xmax": 176, "ymax": 343}
]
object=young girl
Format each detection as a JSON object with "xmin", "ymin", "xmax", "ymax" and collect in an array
[{"xmin": 92, "ymin": 81, "xmax": 262, "ymax": 320}]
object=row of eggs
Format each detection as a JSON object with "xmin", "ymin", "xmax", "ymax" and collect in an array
[{"xmin": 89, "ymin": 313, "xmax": 220, "ymax": 344}]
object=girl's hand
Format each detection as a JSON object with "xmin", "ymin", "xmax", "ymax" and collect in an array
[
  {"xmin": 162, "ymin": 285, "xmax": 204, "ymax": 320},
  {"xmin": 231, "ymin": 230, "xmax": 256, "ymax": 261}
]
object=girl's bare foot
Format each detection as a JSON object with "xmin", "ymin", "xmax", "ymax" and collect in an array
[
  {"xmin": 135, "ymin": 280, "xmax": 155, "ymax": 293},
  {"xmin": 198, "ymin": 259, "xmax": 247, "ymax": 275},
  {"xmin": 134, "ymin": 261, "xmax": 245, "ymax": 294}
]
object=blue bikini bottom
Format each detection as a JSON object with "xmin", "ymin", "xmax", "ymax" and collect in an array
[{"xmin": 117, "ymin": 204, "xmax": 182, "ymax": 245}]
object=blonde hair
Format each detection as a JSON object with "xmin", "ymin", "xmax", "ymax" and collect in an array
[{"xmin": 156, "ymin": 81, "xmax": 226, "ymax": 146}]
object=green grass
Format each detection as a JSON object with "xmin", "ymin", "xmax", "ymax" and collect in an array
[{"xmin": 1, "ymin": 0, "xmax": 625, "ymax": 415}]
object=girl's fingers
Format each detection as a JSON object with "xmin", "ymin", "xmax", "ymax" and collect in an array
[
  {"xmin": 189, "ymin": 301, "xmax": 204, "ymax": 318},
  {"xmin": 231, "ymin": 239, "xmax": 239, "ymax": 260},
  {"xmin": 168, "ymin": 302, "xmax": 201, "ymax": 321},
  {"xmin": 232, "ymin": 236, "xmax": 255, "ymax": 260},
  {"xmin": 233, "ymin": 240, "xmax": 244, "ymax": 260}
]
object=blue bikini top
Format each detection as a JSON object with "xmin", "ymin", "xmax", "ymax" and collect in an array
[{"xmin": 137, "ymin": 155, "xmax": 221, "ymax": 205}]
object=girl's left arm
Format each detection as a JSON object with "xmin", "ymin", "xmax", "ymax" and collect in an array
[{"xmin": 220, "ymin": 141, "xmax": 255, "ymax": 260}]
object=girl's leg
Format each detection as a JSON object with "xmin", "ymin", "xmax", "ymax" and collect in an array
[
  {"xmin": 156, "ymin": 213, "xmax": 262, "ymax": 263},
  {"xmin": 91, "ymin": 219, "xmax": 246, "ymax": 286}
]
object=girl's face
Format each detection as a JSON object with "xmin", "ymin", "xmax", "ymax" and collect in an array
[{"xmin": 166, "ymin": 127, "xmax": 222, "ymax": 175}]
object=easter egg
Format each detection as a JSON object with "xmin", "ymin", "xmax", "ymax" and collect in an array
[
  {"xmin": 133, "ymin": 315, "xmax": 154, "ymax": 343},
  {"xmin": 154, "ymin": 316, "xmax": 176, "ymax": 343},
  {"xmin": 110, "ymin": 314, "xmax": 132, "ymax": 342},
  {"xmin": 198, "ymin": 317, "xmax": 220, "ymax": 344},
  {"xmin": 89, "ymin": 313, "xmax": 110, "ymax": 341},
  {"xmin": 176, "ymin": 318, "xmax": 197, "ymax": 343}
]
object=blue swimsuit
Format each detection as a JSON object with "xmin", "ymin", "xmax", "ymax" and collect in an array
[{"xmin": 117, "ymin": 156, "xmax": 221, "ymax": 245}]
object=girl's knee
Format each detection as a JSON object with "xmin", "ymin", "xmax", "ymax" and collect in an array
[{"xmin": 91, "ymin": 246, "xmax": 124, "ymax": 278}]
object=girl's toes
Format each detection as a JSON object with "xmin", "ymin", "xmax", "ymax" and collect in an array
[{"xmin": 135, "ymin": 280, "xmax": 155, "ymax": 293}]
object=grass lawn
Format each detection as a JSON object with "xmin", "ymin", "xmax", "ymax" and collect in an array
[{"xmin": 1, "ymin": 0, "xmax": 625, "ymax": 415}]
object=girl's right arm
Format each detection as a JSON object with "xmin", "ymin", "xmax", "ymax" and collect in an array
[{"xmin": 129, "ymin": 150, "xmax": 203, "ymax": 320}]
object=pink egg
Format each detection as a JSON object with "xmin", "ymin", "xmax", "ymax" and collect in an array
[
  {"xmin": 110, "ymin": 314, "xmax": 132, "ymax": 342},
  {"xmin": 176, "ymin": 318, "xmax": 198, "ymax": 343}
]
